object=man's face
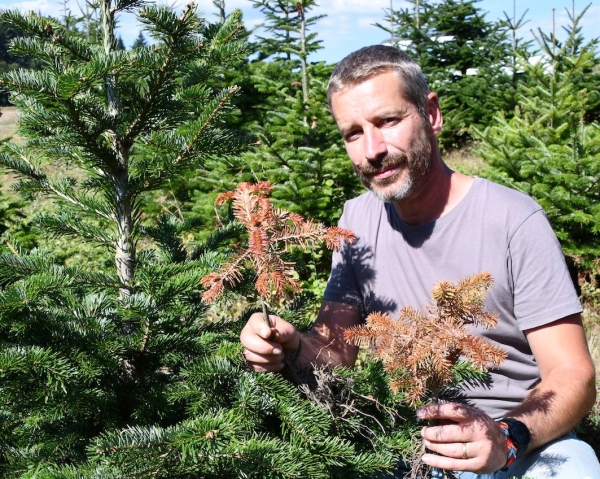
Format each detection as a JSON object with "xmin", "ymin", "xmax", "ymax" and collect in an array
[{"xmin": 331, "ymin": 71, "xmax": 435, "ymax": 203}]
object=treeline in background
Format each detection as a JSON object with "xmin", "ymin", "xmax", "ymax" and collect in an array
[{"xmin": 0, "ymin": 0, "xmax": 599, "ymax": 478}]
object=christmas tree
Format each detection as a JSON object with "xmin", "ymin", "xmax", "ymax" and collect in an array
[
  {"xmin": 476, "ymin": 4, "xmax": 600, "ymax": 272},
  {"xmin": 378, "ymin": 0, "xmax": 523, "ymax": 149}
]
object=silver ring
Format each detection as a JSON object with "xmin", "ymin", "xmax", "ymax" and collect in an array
[{"xmin": 462, "ymin": 442, "xmax": 468, "ymax": 459}]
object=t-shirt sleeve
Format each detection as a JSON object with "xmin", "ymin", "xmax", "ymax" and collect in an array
[{"xmin": 508, "ymin": 209, "xmax": 582, "ymax": 330}]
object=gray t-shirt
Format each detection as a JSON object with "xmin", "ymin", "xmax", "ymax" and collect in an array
[{"xmin": 323, "ymin": 177, "xmax": 582, "ymax": 418}]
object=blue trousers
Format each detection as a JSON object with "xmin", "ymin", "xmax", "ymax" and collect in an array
[{"xmin": 457, "ymin": 432, "xmax": 600, "ymax": 479}]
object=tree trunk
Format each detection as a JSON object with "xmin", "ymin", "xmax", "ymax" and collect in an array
[
  {"xmin": 298, "ymin": 2, "xmax": 309, "ymax": 105},
  {"xmin": 214, "ymin": 0, "xmax": 226, "ymax": 23},
  {"xmin": 101, "ymin": 0, "xmax": 135, "ymax": 295}
]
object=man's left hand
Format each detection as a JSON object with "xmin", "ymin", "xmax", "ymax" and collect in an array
[{"xmin": 417, "ymin": 402, "xmax": 508, "ymax": 473}]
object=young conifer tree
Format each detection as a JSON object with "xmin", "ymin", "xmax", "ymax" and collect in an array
[
  {"xmin": 378, "ymin": 0, "xmax": 522, "ymax": 149},
  {"xmin": 228, "ymin": 0, "xmax": 360, "ymax": 227},
  {"xmin": 0, "ymin": 1, "xmax": 248, "ymax": 475},
  {"xmin": 374, "ymin": 0, "xmax": 434, "ymax": 63},
  {"xmin": 0, "ymin": 2, "xmax": 415, "ymax": 477},
  {"xmin": 476, "ymin": 4, "xmax": 600, "ymax": 272}
]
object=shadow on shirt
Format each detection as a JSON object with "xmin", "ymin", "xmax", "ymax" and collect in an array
[{"xmin": 326, "ymin": 242, "xmax": 398, "ymax": 320}]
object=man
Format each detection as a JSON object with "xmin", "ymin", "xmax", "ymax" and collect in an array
[{"xmin": 240, "ymin": 45, "xmax": 600, "ymax": 478}]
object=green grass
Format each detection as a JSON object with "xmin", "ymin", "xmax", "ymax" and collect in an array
[
  {"xmin": 0, "ymin": 106, "xmax": 20, "ymax": 141},
  {"xmin": 445, "ymin": 146, "xmax": 488, "ymax": 176}
]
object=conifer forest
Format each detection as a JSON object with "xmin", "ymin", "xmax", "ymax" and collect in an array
[{"xmin": 0, "ymin": 0, "xmax": 599, "ymax": 477}]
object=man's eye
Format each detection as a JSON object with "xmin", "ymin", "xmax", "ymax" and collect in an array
[
  {"xmin": 345, "ymin": 130, "xmax": 362, "ymax": 141},
  {"xmin": 382, "ymin": 117, "xmax": 399, "ymax": 126}
]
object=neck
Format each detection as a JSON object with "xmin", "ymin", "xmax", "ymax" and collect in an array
[{"xmin": 393, "ymin": 155, "xmax": 474, "ymax": 226}]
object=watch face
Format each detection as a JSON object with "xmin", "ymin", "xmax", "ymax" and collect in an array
[{"xmin": 505, "ymin": 418, "xmax": 532, "ymax": 452}]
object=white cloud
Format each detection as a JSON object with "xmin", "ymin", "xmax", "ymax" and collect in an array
[
  {"xmin": 3, "ymin": 0, "xmax": 62, "ymax": 17},
  {"xmin": 320, "ymin": 0, "xmax": 398, "ymax": 14},
  {"xmin": 356, "ymin": 15, "xmax": 383, "ymax": 28}
]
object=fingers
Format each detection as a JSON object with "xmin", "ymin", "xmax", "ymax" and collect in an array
[
  {"xmin": 422, "ymin": 439, "xmax": 473, "ymax": 460},
  {"xmin": 242, "ymin": 348, "xmax": 285, "ymax": 372},
  {"xmin": 421, "ymin": 439, "xmax": 495, "ymax": 473},
  {"xmin": 421, "ymin": 443, "xmax": 479, "ymax": 472},
  {"xmin": 419, "ymin": 406, "xmax": 497, "ymax": 449},
  {"xmin": 243, "ymin": 312, "xmax": 299, "ymax": 346},
  {"xmin": 422, "ymin": 431, "xmax": 493, "ymax": 472},
  {"xmin": 240, "ymin": 312, "xmax": 300, "ymax": 373},
  {"xmin": 418, "ymin": 402, "xmax": 508, "ymax": 473},
  {"xmin": 418, "ymin": 403, "xmax": 486, "ymax": 446},
  {"xmin": 417, "ymin": 402, "xmax": 483, "ymax": 422}
]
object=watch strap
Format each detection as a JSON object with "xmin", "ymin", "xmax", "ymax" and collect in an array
[{"xmin": 497, "ymin": 420, "xmax": 518, "ymax": 467}]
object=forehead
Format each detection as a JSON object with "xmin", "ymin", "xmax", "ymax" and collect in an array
[{"xmin": 331, "ymin": 72, "xmax": 411, "ymax": 122}]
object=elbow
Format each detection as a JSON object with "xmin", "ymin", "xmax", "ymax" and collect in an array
[
  {"xmin": 576, "ymin": 362, "xmax": 597, "ymax": 419},
  {"xmin": 585, "ymin": 366, "xmax": 597, "ymax": 413}
]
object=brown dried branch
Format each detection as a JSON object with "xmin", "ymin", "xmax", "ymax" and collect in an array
[
  {"xmin": 344, "ymin": 272, "xmax": 506, "ymax": 406},
  {"xmin": 201, "ymin": 182, "xmax": 356, "ymax": 322},
  {"xmin": 200, "ymin": 251, "xmax": 250, "ymax": 303}
]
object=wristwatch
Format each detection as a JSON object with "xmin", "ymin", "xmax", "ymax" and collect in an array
[{"xmin": 496, "ymin": 417, "xmax": 531, "ymax": 466}]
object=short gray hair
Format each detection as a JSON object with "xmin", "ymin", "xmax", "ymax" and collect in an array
[{"xmin": 327, "ymin": 45, "xmax": 431, "ymax": 120}]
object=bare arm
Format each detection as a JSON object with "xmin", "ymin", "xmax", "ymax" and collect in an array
[
  {"xmin": 298, "ymin": 300, "xmax": 362, "ymax": 368},
  {"xmin": 509, "ymin": 313, "xmax": 596, "ymax": 449},
  {"xmin": 418, "ymin": 313, "xmax": 596, "ymax": 473},
  {"xmin": 240, "ymin": 300, "xmax": 362, "ymax": 372}
]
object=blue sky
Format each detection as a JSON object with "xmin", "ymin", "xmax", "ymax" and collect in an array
[
  {"xmin": 2, "ymin": 0, "xmax": 598, "ymax": 63},
  {"xmin": 223, "ymin": 0, "xmax": 600, "ymax": 64}
]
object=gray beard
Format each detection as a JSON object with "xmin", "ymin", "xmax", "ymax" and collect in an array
[
  {"xmin": 370, "ymin": 171, "xmax": 416, "ymax": 203},
  {"xmin": 352, "ymin": 128, "xmax": 433, "ymax": 203}
]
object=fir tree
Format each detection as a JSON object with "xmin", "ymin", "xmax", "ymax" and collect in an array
[
  {"xmin": 250, "ymin": 0, "xmax": 324, "ymax": 64},
  {"xmin": 498, "ymin": 2, "xmax": 533, "ymax": 90},
  {"xmin": 476, "ymin": 4, "xmax": 600, "ymax": 272},
  {"xmin": 375, "ymin": 0, "xmax": 434, "ymax": 63},
  {"xmin": 213, "ymin": 0, "xmax": 226, "ymax": 23},
  {"xmin": 377, "ymin": 0, "xmax": 522, "ymax": 149},
  {"xmin": 240, "ymin": 60, "xmax": 359, "ymax": 227},
  {"xmin": 430, "ymin": 0, "xmax": 521, "ymax": 149},
  {"xmin": 0, "ymin": 1, "xmax": 249, "ymax": 475},
  {"xmin": 58, "ymin": 0, "xmax": 76, "ymax": 30},
  {"xmin": 76, "ymin": 0, "xmax": 102, "ymax": 45},
  {"xmin": 191, "ymin": 0, "xmax": 360, "ymax": 284},
  {"xmin": 243, "ymin": 18, "xmax": 359, "ymax": 283},
  {"xmin": 131, "ymin": 31, "xmax": 147, "ymax": 49},
  {"xmin": 0, "ymin": 22, "xmax": 43, "ymax": 105},
  {"xmin": 115, "ymin": 35, "xmax": 125, "ymax": 50}
]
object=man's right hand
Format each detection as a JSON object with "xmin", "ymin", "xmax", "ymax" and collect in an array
[{"xmin": 240, "ymin": 312, "xmax": 300, "ymax": 372}]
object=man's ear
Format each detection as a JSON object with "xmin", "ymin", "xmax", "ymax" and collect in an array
[{"xmin": 427, "ymin": 92, "xmax": 443, "ymax": 135}]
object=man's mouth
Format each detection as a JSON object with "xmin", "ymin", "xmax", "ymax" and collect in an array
[
  {"xmin": 354, "ymin": 155, "xmax": 407, "ymax": 183},
  {"xmin": 371, "ymin": 164, "xmax": 400, "ymax": 180}
]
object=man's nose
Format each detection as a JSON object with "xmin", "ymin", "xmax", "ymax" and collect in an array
[{"xmin": 364, "ymin": 127, "xmax": 387, "ymax": 162}]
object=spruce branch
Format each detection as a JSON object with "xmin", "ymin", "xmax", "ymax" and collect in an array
[
  {"xmin": 1, "ymin": 238, "xmax": 20, "ymax": 257},
  {"xmin": 123, "ymin": 3, "xmax": 206, "ymax": 146},
  {"xmin": 200, "ymin": 181, "xmax": 355, "ymax": 325},
  {"xmin": 0, "ymin": 143, "xmax": 112, "ymax": 221},
  {"xmin": 345, "ymin": 272, "xmax": 506, "ymax": 478},
  {"xmin": 175, "ymin": 85, "xmax": 240, "ymax": 166},
  {"xmin": 344, "ymin": 272, "xmax": 506, "ymax": 406}
]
